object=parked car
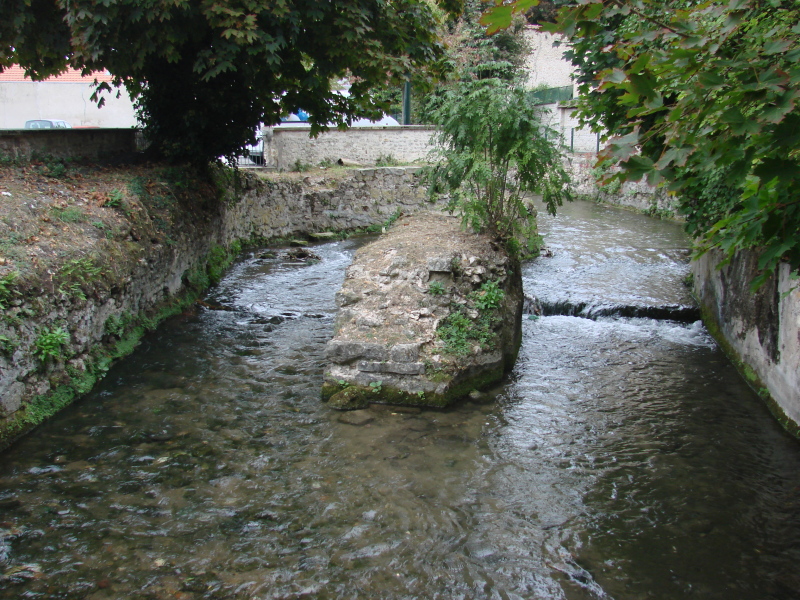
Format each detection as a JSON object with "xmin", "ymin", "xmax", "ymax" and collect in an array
[{"xmin": 24, "ymin": 119, "xmax": 71, "ymax": 129}]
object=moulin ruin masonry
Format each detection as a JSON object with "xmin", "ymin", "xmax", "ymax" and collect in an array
[{"xmin": 322, "ymin": 212, "xmax": 523, "ymax": 409}]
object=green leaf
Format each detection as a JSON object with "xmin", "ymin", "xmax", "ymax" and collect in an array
[
  {"xmin": 758, "ymin": 90, "xmax": 798, "ymax": 124},
  {"xmin": 479, "ymin": 6, "xmax": 513, "ymax": 36},
  {"xmin": 654, "ymin": 145, "xmax": 694, "ymax": 170},
  {"xmin": 620, "ymin": 155, "xmax": 655, "ymax": 181},
  {"xmin": 628, "ymin": 52, "xmax": 652, "ymax": 75},
  {"xmin": 628, "ymin": 72, "xmax": 657, "ymax": 101},
  {"xmin": 479, "ymin": 0, "xmax": 540, "ymax": 35},
  {"xmin": 697, "ymin": 70, "xmax": 725, "ymax": 89},
  {"xmin": 763, "ymin": 39, "xmax": 791, "ymax": 56},
  {"xmin": 753, "ymin": 159, "xmax": 800, "ymax": 184},
  {"xmin": 719, "ymin": 107, "xmax": 745, "ymax": 124},
  {"xmin": 602, "ymin": 68, "xmax": 627, "ymax": 84}
]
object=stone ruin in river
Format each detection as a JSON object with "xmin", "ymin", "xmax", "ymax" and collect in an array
[{"xmin": 322, "ymin": 212, "xmax": 523, "ymax": 409}]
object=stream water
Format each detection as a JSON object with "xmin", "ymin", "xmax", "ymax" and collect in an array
[{"xmin": 1, "ymin": 200, "xmax": 799, "ymax": 600}]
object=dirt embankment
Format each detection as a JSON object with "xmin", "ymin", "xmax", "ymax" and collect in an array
[{"xmin": 0, "ymin": 159, "xmax": 218, "ymax": 287}]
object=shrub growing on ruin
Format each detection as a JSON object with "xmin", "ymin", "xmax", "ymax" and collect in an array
[{"xmin": 426, "ymin": 78, "xmax": 571, "ymax": 257}]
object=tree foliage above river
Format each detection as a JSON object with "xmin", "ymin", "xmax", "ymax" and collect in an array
[
  {"xmin": 483, "ymin": 0, "xmax": 800, "ymax": 289},
  {"xmin": 1, "ymin": 0, "xmax": 460, "ymax": 162}
]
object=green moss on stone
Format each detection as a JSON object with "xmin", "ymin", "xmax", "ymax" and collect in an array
[
  {"xmin": 327, "ymin": 386, "xmax": 371, "ymax": 410},
  {"xmin": 321, "ymin": 380, "xmax": 342, "ymax": 401},
  {"xmin": 323, "ymin": 360, "xmax": 505, "ymax": 412},
  {"xmin": 0, "ymin": 354, "xmax": 107, "ymax": 448}
]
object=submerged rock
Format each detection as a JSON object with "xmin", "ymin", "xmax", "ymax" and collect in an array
[
  {"xmin": 322, "ymin": 212, "xmax": 522, "ymax": 409},
  {"xmin": 283, "ymin": 248, "xmax": 320, "ymax": 261}
]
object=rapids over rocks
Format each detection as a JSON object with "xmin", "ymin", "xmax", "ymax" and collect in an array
[{"xmin": 1, "ymin": 200, "xmax": 799, "ymax": 599}]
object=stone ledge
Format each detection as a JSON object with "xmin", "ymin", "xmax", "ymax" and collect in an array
[{"xmin": 358, "ymin": 361, "xmax": 426, "ymax": 375}]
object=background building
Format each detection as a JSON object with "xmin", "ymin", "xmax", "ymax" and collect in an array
[{"xmin": 0, "ymin": 66, "xmax": 137, "ymax": 130}]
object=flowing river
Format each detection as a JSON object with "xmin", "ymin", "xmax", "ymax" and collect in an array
[{"xmin": 2, "ymin": 200, "xmax": 799, "ymax": 599}]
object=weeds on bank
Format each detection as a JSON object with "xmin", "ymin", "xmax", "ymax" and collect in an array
[
  {"xmin": 363, "ymin": 209, "xmax": 402, "ymax": 234},
  {"xmin": 428, "ymin": 281, "xmax": 446, "ymax": 296},
  {"xmin": 0, "ymin": 152, "xmax": 22, "ymax": 167},
  {"xmin": 291, "ymin": 159, "xmax": 312, "ymax": 173},
  {"xmin": 57, "ymin": 257, "xmax": 102, "ymax": 300},
  {"xmin": 470, "ymin": 279, "xmax": 505, "ymax": 311},
  {"xmin": 30, "ymin": 153, "xmax": 74, "ymax": 179},
  {"xmin": 0, "ymin": 271, "xmax": 20, "ymax": 309},
  {"xmin": 375, "ymin": 154, "xmax": 400, "ymax": 167},
  {"xmin": 50, "ymin": 206, "xmax": 86, "ymax": 223},
  {"xmin": 644, "ymin": 204, "xmax": 676, "ymax": 220},
  {"xmin": 34, "ymin": 326, "xmax": 69, "ymax": 362},
  {"xmin": 106, "ymin": 188, "xmax": 125, "ymax": 208},
  {"xmin": 0, "ymin": 333, "xmax": 17, "ymax": 355},
  {"xmin": 437, "ymin": 308, "xmax": 496, "ymax": 357}
]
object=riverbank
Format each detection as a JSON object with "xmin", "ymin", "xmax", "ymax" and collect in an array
[
  {"xmin": 0, "ymin": 159, "xmax": 233, "ymax": 448},
  {"xmin": 0, "ymin": 159, "xmax": 434, "ymax": 450}
]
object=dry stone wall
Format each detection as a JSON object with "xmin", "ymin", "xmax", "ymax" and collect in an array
[
  {"xmin": 565, "ymin": 153, "xmax": 677, "ymax": 215},
  {"xmin": 0, "ymin": 129, "xmax": 138, "ymax": 161},
  {"xmin": 221, "ymin": 167, "xmax": 431, "ymax": 241}
]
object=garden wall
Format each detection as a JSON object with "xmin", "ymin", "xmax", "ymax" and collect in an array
[
  {"xmin": 264, "ymin": 126, "xmax": 435, "ymax": 170},
  {"xmin": 0, "ymin": 129, "xmax": 138, "ymax": 161}
]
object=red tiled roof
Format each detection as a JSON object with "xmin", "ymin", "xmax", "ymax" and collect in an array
[{"xmin": 0, "ymin": 65, "xmax": 115, "ymax": 83}]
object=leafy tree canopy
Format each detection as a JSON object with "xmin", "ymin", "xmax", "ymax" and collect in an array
[
  {"xmin": 482, "ymin": 0, "xmax": 800, "ymax": 289},
  {"xmin": 2, "ymin": 0, "xmax": 461, "ymax": 162}
]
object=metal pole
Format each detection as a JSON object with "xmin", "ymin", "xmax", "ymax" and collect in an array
[
  {"xmin": 570, "ymin": 128, "xmax": 574, "ymax": 152},
  {"xmin": 596, "ymin": 132, "xmax": 600, "ymax": 153},
  {"xmin": 402, "ymin": 81, "xmax": 412, "ymax": 125}
]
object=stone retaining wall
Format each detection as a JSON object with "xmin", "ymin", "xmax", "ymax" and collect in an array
[
  {"xmin": 565, "ymin": 153, "xmax": 677, "ymax": 215},
  {"xmin": 693, "ymin": 251, "xmax": 800, "ymax": 432},
  {"xmin": 0, "ymin": 166, "xmax": 435, "ymax": 449},
  {"xmin": 264, "ymin": 126, "xmax": 436, "ymax": 170},
  {"xmin": 221, "ymin": 167, "xmax": 431, "ymax": 241}
]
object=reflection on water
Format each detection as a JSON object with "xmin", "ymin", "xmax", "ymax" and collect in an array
[{"xmin": 1, "ymin": 203, "xmax": 799, "ymax": 599}]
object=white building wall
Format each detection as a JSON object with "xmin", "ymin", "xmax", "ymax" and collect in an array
[
  {"xmin": 522, "ymin": 27, "xmax": 600, "ymax": 154},
  {"xmin": 0, "ymin": 82, "xmax": 137, "ymax": 129},
  {"xmin": 522, "ymin": 27, "xmax": 575, "ymax": 93}
]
